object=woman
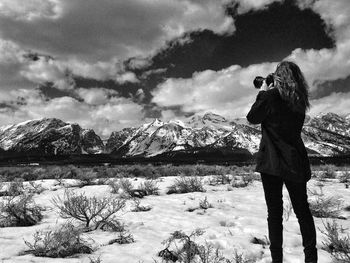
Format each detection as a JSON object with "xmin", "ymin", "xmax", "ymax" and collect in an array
[{"xmin": 246, "ymin": 61, "xmax": 317, "ymax": 263}]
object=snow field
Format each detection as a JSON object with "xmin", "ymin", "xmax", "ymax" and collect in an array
[{"xmin": 0, "ymin": 174, "xmax": 349, "ymax": 263}]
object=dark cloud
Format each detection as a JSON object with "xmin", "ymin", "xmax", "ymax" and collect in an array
[
  {"xmin": 312, "ymin": 75, "xmax": 350, "ymax": 100},
  {"xmin": 143, "ymin": 0, "xmax": 334, "ymax": 78},
  {"xmin": 67, "ymin": 0, "xmax": 335, "ymax": 118}
]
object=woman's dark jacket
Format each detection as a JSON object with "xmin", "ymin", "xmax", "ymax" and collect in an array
[{"xmin": 246, "ymin": 88, "xmax": 311, "ymax": 182}]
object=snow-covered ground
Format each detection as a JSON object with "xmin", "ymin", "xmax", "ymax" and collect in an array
[{"xmin": 0, "ymin": 173, "xmax": 349, "ymax": 263}]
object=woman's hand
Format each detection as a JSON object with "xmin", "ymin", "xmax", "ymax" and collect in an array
[{"xmin": 260, "ymin": 81, "xmax": 274, "ymax": 91}]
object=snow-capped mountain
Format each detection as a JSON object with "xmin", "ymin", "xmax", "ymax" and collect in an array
[
  {"xmin": 0, "ymin": 112, "xmax": 349, "ymax": 159},
  {"xmin": 0, "ymin": 118, "xmax": 104, "ymax": 155},
  {"xmin": 301, "ymin": 113, "xmax": 350, "ymax": 156},
  {"xmin": 109, "ymin": 112, "xmax": 263, "ymax": 157},
  {"xmin": 109, "ymin": 112, "xmax": 350, "ymax": 158},
  {"xmin": 105, "ymin": 127, "xmax": 138, "ymax": 153}
]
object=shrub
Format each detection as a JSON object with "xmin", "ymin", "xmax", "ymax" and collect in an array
[
  {"xmin": 320, "ymin": 220, "xmax": 350, "ymax": 263},
  {"xmin": 89, "ymin": 255, "xmax": 102, "ymax": 263},
  {"xmin": 8, "ymin": 179, "xmax": 25, "ymax": 196},
  {"xmin": 28, "ymin": 181, "xmax": 45, "ymax": 194},
  {"xmin": 76, "ymin": 170, "xmax": 98, "ymax": 187},
  {"xmin": 167, "ymin": 175, "xmax": 205, "ymax": 194},
  {"xmin": 108, "ymin": 230, "xmax": 135, "ymax": 245},
  {"xmin": 339, "ymin": 171, "xmax": 350, "ymax": 189},
  {"xmin": 159, "ymin": 228, "xmax": 205, "ymax": 263},
  {"xmin": 231, "ymin": 250, "xmax": 257, "ymax": 263},
  {"xmin": 24, "ymin": 222, "xmax": 93, "ymax": 258},
  {"xmin": 52, "ymin": 190, "xmax": 126, "ymax": 230},
  {"xmin": 196, "ymin": 241, "xmax": 228, "ymax": 263},
  {"xmin": 0, "ymin": 193, "xmax": 43, "ymax": 227},
  {"xmin": 117, "ymin": 178, "xmax": 134, "ymax": 196},
  {"xmin": 199, "ymin": 196, "xmax": 213, "ymax": 210},
  {"xmin": 208, "ymin": 174, "xmax": 232, "ymax": 186},
  {"xmin": 20, "ymin": 171, "xmax": 38, "ymax": 181},
  {"xmin": 108, "ymin": 179, "xmax": 121, "ymax": 194},
  {"xmin": 230, "ymin": 174, "xmax": 254, "ymax": 188},
  {"xmin": 317, "ymin": 164, "xmax": 337, "ymax": 181},
  {"xmin": 250, "ymin": 236, "xmax": 270, "ymax": 248},
  {"xmin": 309, "ymin": 186, "xmax": 344, "ymax": 219},
  {"xmin": 283, "ymin": 197, "xmax": 293, "ymax": 221},
  {"xmin": 49, "ymin": 166, "xmax": 64, "ymax": 180},
  {"xmin": 109, "ymin": 178, "xmax": 148, "ymax": 198},
  {"xmin": 157, "ymin": 228, "xmax": 257, "ymax": 263},
  {"xmin": 130, "ymin": 198, "xmax": 152, "ymax": 212},
  {"xmin": 138, "ymin": 179, "xmax": 160, "ymax": 195},
  {"xmin": 97, "ymin": 217, "xmax": 125, "ymax": 232}
]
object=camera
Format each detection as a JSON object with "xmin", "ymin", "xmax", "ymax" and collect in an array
[{"xmin": 253, "ymin": 73, "xmax": 274, "ymax": 89}]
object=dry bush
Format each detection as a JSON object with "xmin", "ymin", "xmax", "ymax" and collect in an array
[
  {"xmin": 250, "ymin": 236, "xmax": 270, "ymax": 248},
  {"xmin": 49, "ymin": 166, "xmax": 64, "ymax": 180},
  {"xmin": 231, "ymin": 250, "xmax": 257, "ymax": 263},
  {"xmin": 158, "ymin": 228, "xmax": 205, "ymax": 263},
  {"xmin": 115, "ymin": 178, "xmax": 133, "ymax": 196},
  {"xmin": 108, "ymin": 230, "xmax": 135, "ymax": 245},
  {"xmin": 126, "ymin": 164, "xmax": 160, "ymax": 179},
  {"xmin": 208, "ymin": 174, "xmax": 232, "ymax": 186},
  {"xmin": 230, "ymin": 174, "xmax": 254, "ymax": 188},
  {"xmin": 76, "ymin": 170, "xmax": 98, "ymax": 187},
  {"xmin": 52, "ymin": 190, "xmax": 126, "ymax": 230},
  {"xmin": 108, "ymin": 179, "xmax": 121, "ymax": 194},
  {"xmin": 0, "ymin": 193, "xmax": 43, "ymax": 227},
  {"xmin": 283, "ymin": 196, "xmax": 293, "ymax": 221},
  {"xmin": 167, "ymin": 175, "xmax": 205, "ymax": 194},
  {"xmin": 24, "ymin": 222, "xmax": 93, "ymax": 258},
  {"xmin": 97, "ymin": 217, "xmax": 125, "ymax": 232},
  {"xmin": 108, "ymin": 178, "xmax": 147, "ymax": 198},
  {"xmin": 138, "ymin": 179, "xmax": 160, "ymax": 195},
  {"xmin": 89, "ymin": 255, "xmax": 102, "ymax": 263},
  {"xmin": 320, "ymin": 220, "xmax": 350, "ymax": 263},
  {"xmin": 199, "ymin": 196, "xmax": 213, "ymax": 210},
  {"xmin": 27, "ymin": 181, "xmax": 45, "ymax": 194},
  {"xmin": 196, "ymin": 241, "xmax": 228, "ymax": 263},
  {"xmin": 20, "ymin": 171, "xmax": 38, "ymax": 181},
  {"xmin": 0, "ymin": 180, "xmax": 23, "ymax": 197},
  {"xmin": 317, "ymin": 164, "xmax": 338, "ymax": 181},
  {"xmin": 157, "ymin": 228, "xmax": 257, "ymax": 263},
  {"xmin": 130, "ymin": 198, "xmax": 152, "ymax": 212},
  {"xmin": 309, "ymin": 196, "xmax": 344, "ymax": 219},
  {"xmin": 309, "ymin": 186, "xmax": 344, "ymax": 219},
  {"xmin": 339, "ymin": 171, "xmax": 350, "ymax": 189}
]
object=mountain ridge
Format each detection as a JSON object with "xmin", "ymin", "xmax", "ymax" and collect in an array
[{"xmin": 0, "ymin": 112, "xmax": 349, "ymax": 158}]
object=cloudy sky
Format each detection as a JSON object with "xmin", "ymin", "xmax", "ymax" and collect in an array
[{"xmin": 0, "ymin": 0, "xmax": 350, "ymax": 139}]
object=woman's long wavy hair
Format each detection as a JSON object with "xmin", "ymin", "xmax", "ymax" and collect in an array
[{"xmin": 274, "ymin": 61, "xmax": 310, "ymax": 113}]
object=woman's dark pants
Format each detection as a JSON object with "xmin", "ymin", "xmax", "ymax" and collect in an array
[{"xmin": 261, "ymin": 173, "xmax": 318, "ymax": 263}]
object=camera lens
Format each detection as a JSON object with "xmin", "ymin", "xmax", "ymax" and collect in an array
[{"xmin": 253, "ymin": 76, "xmax": 265, "ymax": 89}]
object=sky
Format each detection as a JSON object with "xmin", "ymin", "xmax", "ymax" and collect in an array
[{"xmin": 0, "ymin": 0, "xmax": 350, "ymax": 139}]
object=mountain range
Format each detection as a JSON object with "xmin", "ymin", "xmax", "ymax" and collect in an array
[{"xmin": 0, "ymin": 112, "xmax": 349, "ymax": 159}]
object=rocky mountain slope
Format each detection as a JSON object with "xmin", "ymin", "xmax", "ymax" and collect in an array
[
  {"xmin": 0, "ymin": 112, "xmax": 349, "ymax": 158},
  {"xmin": 0, "ymin": 118, "xmax": 104, "ymax": 155},
  {"xmin": 108, "ymin": 112, "xmax": 350, "ymax": 157}
]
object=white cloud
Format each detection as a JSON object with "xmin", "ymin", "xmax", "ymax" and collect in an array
[
  {"xmin": 0, "ymin": 0, "xmax": 237, "ymax": 93},
  {"xmin": 152, "ymin": 0, "xmax": 350, "ymax": 118},
  {"xmin": 0, "ymin": 0, "xmax": 61, "ymax": 21},
  {"xmin": 0, "ymin": 0, "xmax": 235, "ymax": 63},
  {"xmin": 152, "ymin": 63, "xmax": 277, "ymax": 118},
  {"xmin": 233, "ymin": 0, "xmax": 283, "ymax": 14},
  {"xmin": 284, "ymin": 0, "xmax": 350, "ymax": 90},
  {"xmin": 309, "ymin": 92, "xmax": 350, "ymax": 117},
  {"xmin": 0, "ymin": 88, "xmax": 144, "ymax": 139},
  {"xmin": 74, "ymin": 88, "xmax": 119, "ymax": 105}
]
